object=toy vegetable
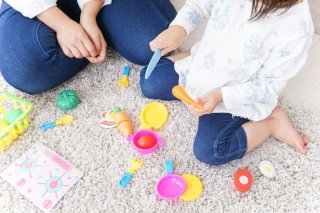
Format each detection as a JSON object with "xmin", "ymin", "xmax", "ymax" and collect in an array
[
  {"xmin": 172, "ymin": 85, "xmax": 203, "ymax": 109},
  {"xmin": 56, "ymin": 90, "xmax": 79, "ymax": 111},
  {"xmin": 4, "ymin": 109, "xmax": 23, "ymax": 128},
  {"xmin": 113, "ymin": 107, "xmax": 133, "ymax": 137}
]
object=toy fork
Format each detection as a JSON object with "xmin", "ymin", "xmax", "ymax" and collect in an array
[{"xmin": 118, "ymin": 66, "xmax": 131, "ymax": 88}]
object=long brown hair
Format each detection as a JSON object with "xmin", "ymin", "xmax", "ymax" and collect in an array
[{"xmin": 250, "ymin": 0, "xmax": 301, "ymax": 20}]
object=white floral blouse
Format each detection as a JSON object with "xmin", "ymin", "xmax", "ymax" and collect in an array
[{"xmin": 171, "ymin": 0, "xmax": 314, "ymax": 121}]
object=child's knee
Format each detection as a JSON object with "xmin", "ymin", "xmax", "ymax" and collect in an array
[
  {"xmin": 193, "ymin": 140, "xmax": 227, "ymax": 166},
  {"xmin": 139, "ymin": 67, "xmax": 159, "ymax": 99}
]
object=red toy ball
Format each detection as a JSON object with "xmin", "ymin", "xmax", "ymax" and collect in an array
[
  {"xmin": 234, "ymin": 169, "xmax": 253, "ymax": 193},
  {"xmin": 136, "ymin": 134, "xmax": 157, "ymax": 149}
]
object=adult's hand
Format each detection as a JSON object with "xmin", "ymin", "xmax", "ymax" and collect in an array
[
  {"xmin": 80, "ymin": 0, "xmax": 107, "ymax": 64},
  {"xmin": 37, "ymin": 6, "xmax": 96, "ymax": 59}
]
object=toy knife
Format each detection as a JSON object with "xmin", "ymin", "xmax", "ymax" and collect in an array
[{"xmin": 145, "ymin": 49, "xmax": 162, "ymax": 79}]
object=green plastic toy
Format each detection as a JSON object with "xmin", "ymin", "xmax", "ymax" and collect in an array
[
  {"xmin": 56, "ymin": 90, "xmax": 79, "ymax": 111},
  {"xmin": 4, "ymin": 109, "xmax": 24, "ymax": 128}
]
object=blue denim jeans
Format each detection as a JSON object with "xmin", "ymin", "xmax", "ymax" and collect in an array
[
  {"xmin": 0, "ymin": 0, "xmax": 176, "ymax": 94},
  {"xmin": 140, "ymin": 58, "xmax": 249, "ymax": 166}
]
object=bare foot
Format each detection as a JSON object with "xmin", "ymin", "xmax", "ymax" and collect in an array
[{"xmin": 270, "ymin": 108, "xmax": 309, "ymax": 153}]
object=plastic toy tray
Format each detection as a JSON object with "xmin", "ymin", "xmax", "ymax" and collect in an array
[{"xmin": 0, "ymin": 91, "xmax": 32, "ymax": 151}]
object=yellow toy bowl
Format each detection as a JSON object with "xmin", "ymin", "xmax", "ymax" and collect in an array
[{"xmin": 0, "ymin": 91, "xmax": 32, "ymax": 151}]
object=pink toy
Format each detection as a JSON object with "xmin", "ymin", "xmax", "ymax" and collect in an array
[
  {"xmin": 129, "ymin": 130, "xmax": 165, "ymax": 154},
  {"xmin": 156, "ymin": 160, "xmax": 186, "ymax": 200}
]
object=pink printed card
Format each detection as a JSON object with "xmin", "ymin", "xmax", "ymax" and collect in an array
[{"xmin": 1, "ymin": 143, "xmax": 83, "ymax": 212}]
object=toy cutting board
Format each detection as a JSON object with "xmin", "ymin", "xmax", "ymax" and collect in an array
[{"xmin": 1, "ymin": 143, "xmax": 83, "ymax": 212}]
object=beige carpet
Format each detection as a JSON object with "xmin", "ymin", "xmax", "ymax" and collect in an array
[{"xmin": 1, "ymin": 52, "xmax": 320, "ymax": 213}]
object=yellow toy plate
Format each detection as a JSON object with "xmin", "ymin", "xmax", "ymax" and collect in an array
[
  {"xmin": 180, "ymin": 174, "xmax": 203, "ymax": 201},
  {"xmin": 140, "ymin": 102, "xmax": 168, "ymax": 130}
]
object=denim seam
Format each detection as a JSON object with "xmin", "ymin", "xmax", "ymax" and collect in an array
[
  {"xmin": 35, "ymin": 22, "xmax": 64, "ymax": 57},
  {"xmin": 213, "ymin": 118, "xmax": 247, "ymax": 159},
  {"xmin": 147, "ymin": 1, "xmax": 171, "ymax": 28},
  {"xmin": 235, "ymin": 127, "xmax": 248, "ymax": 159}
]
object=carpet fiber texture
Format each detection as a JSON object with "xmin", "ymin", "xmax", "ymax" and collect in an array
[{"xmin": 1, "ymin": 52, "xmax": 320, "ymax": 213}]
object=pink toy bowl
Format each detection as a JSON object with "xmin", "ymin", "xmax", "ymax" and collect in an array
[
  {"xmin": 129, "ymin": 130, "xmax": 165, "ymax": 154},
  {"xmin": 156, "ymin": 174, "xmax": 186, "ymax": 200},
  {"xmin": 156, "ymin": 160, "xmax": 186, "ymax": 200}
]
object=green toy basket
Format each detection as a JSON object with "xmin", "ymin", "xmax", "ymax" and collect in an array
[{"xmin": 0, "ymin": 91, "xmax": 32, "ymax": 152}]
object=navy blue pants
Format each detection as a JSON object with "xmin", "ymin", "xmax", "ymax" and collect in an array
[
  {"xmin": 140, "ymin": 58, "xmax": 249, "ymax": 166},
  {"xmin": 0, "ymin": 0, "xmax": 176, "ymax": 94}
]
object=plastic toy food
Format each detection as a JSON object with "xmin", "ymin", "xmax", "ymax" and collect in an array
[
  {"xmin": 4, "ymin": 109, "xmax": 23, "ymax": 128},
  {"xmin": 234, "ymin": 169, "xmax": 253, "ymax": 193},
  {"xmin": 99, "ymin": 110, "xmax": 116, "ymax": 129},
  {"xmin": 113, "ymin": 107, "xmax": 133, "ymax": 137},
  {"xmin": 136, "ymin": 134, "xmax": 157, "ymax": 149},
  {"xmin": 140, "ymin": 102, "xmax": 168, "ymax": 130},
  {"xmin": 180, "ymin": 174, "xmax": 203, "ymax": 201},
  {"xmin": 259, "ymin": 161, "xmax": 276, "ymax": 178},
  {"xmin": 56, "ymin": 90, "xmax": 79, "ymax": 111},
  {"xmin": 172, "ymin": 85, "xmax": 203, "ymax": 109},
  {"xmin": 40, "ymin": 115, "xmax": 74, "ymax": 131},
  {"xmin": 156, "ymin": 160, "xmax": 186, "ymax": 200},
  {"xmin": 130, "ymin": 130, "xmax": 164, "ymax": 154}
]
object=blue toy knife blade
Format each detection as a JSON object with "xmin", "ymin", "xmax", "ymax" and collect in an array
[{"xmin": 145, "ymin": 49, "xmax": 162, "ymax": 79}]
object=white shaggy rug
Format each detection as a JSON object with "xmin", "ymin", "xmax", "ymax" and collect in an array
[{"xmin": 1, "ymin": 51, "xmax": 320, "ymax": 213}]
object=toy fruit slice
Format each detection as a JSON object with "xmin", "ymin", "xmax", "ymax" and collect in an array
[
  {"xmin": 180, "ymin": 174, "xmax": 203, "ymax": 201},
  {"xmin": 259, "ymin": 161, "xmax": 276, "ymax": 178},
  {"xmin": 234, "ymin": 169, "xmax": 253, "ymax": 193},
  {"xmin": 172, "ymin": 85, "xmax": 202, "ymax": 109}
]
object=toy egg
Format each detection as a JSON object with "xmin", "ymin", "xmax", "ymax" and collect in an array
[
  {"xmin": 136, "ymin": 134, "xmax": 157, "ymax": 149},
  {"xmin": 4, "ymin": 109, "xmax": 23, "ymax": 128},
  {"xmin": 56, "ymin": 90, "xmax": 79, "ymax": 111},
  {"xmin": 259, "ymin": 161, "xmax": 276, "ymax": 178}
]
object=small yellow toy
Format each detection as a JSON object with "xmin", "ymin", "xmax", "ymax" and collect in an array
[
  {"xmin": 0, "ymin": 91, "xmax": 32, "ymax": 152},
  {"xmin": 40, "ymin": 115, "xmax": 74, "ymax": 131},
  {"xmin": 118, "ymin": 66, "xmax": 131, "ymax": 88}
]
